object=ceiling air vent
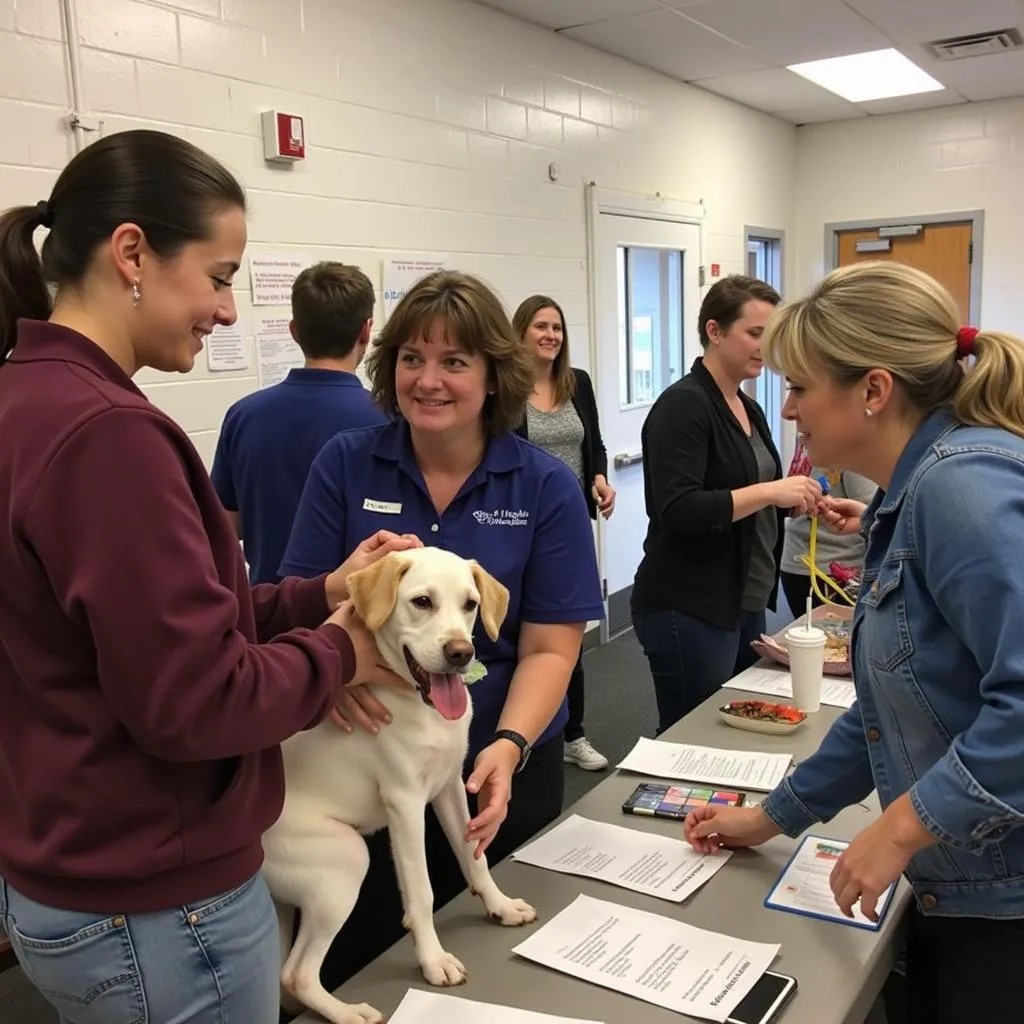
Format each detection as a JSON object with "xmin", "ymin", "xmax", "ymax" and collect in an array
[{"xmin": 927, "ymin": 27, "xmax": 1024, "ymax": 61}]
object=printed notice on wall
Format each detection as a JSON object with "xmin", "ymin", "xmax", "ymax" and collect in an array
[
  {"xmin": 205, "ymin": 320, "xmax": 249, "ymax": 372},
  {"xmin": 250, "ymin": 251, "xmax": 312, "ymax": 306},
  {"xmin": 255, "ymin": 316, "xmax": 302, "ymax": 387},
  {"xmin": 382, "ymin": 257, "xmax": 449, "ymax": 320}
]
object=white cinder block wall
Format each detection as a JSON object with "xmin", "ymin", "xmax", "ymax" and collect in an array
[
  {"xmin": 794, "ymin": 97, "xmax": 1024, "ymax": 332},
  {"xmin": 0, "ymin": 0, "xmax": 797, "ymax": 466}
]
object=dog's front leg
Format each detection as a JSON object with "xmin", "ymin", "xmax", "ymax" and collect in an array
[
  {"xmin": 431, "ymin": 775, "xmax": 537, "ymax": 927},
  {"xmin": 382, "ymin": 792, "xmax": 467, "ymax": 987}
]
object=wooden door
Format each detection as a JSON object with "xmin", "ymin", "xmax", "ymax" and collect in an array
[{"xmin": 836, "ymin": 221, "xmax": 972, "ymax": 321}]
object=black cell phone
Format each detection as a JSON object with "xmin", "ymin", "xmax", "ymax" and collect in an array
[{"xmin": 726, "ymin": 971, "xmax": 798, "ymax": 1024}]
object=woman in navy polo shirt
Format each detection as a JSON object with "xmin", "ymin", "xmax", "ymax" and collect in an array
[{"xmin": 280, "ymin": 269, "xmax": 605, "ymax": 987}]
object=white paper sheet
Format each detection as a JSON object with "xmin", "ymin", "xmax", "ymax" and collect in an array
[
  {"xmin": 382, "ymin": 257, "xmax": 448, "ymax": 319},
  {"xmin": 255, "ymin": 315, "xmax": 303, "ymax": 387},
  {"xmin": 205, "ymin": 321, "xmax": 249, "ymax": 372},
  {"xmin": 249, "ymin": 250, "xmax": 311, "ymax": 306},
  {"xmin": 389, "ymin": 989, "xmax": 604, "ymax": 1024},
  {"xmin": 765, "ymin": 834, "xmax": 896, "ymax": 930},
  {"xmin": 512, "ymin": 814, "xmax": 731, "ymax": 903},
  {"xmin": 617, "ymin": 738, "xmax": 792, "ymax": 792},
  {"xmin": 723, "ymin": 664, "xmax": 857, "ymax": 710},
  {"xmin": 512, "ymin": 894, "xmax": 779, "ymax": 1023}
]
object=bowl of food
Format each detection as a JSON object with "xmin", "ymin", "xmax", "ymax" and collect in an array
[
  {"xmin": 718, "ymin": 699, "xmax": 808, "ymax": 735},
  {"xmin": 750, "ymin": 607, "xmax": 853, "ymax": 676}
]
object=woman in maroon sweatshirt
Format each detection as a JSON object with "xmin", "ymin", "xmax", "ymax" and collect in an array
[{"xmin": 0, "ymin": 130, "xmax": 407, "ymax": 1022}]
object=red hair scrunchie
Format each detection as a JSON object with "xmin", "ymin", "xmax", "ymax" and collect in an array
[{"xmin": 956, "ymin": 326, "xmax": 979, "ymax": 359}]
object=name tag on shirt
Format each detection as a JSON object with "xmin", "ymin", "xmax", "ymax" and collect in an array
[{"xmin": 363, "ymin": 498, "xmax": 402, "ymax": 514}]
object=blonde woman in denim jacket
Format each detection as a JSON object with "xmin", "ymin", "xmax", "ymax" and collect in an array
[{"xmin": 684, "ymin": 261, "xmax": 1024, "ymax": 1024}]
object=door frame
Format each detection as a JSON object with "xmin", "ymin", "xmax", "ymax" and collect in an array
[
  {"xmin": 823, "ymin": 210, "xmax": 985, "ymax": 320},
  {"xmin": 585, "ymin": 185, "xmax": 705, "ymax": 642}
]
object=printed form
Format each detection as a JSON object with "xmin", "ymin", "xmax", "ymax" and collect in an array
[
  {"xmin": 512, "ymin": 894, "xmax": 779, "ymax": 1023},
  {"xmin": 618, "ymin": 738, "xmax": 792, "ymax": 791},
  {"xmin": 388, "ymin": 988, "xmax": 604, "ymax": 1024},
  {"xmin": 724, "ymin": 664, "xmax": 857, "ymax": 709},
  {"xmin": 512, "ymin": 814, "xmax": 732, "ymax": 902}
]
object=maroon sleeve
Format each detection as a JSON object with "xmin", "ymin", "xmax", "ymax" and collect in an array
[
  {"xmin": 27, "ymin": 408, "xmax": 351, "ymax": 761},
  {"xmin": 251, "ymin": 574, "xmax": 331, "ymax": 642}
]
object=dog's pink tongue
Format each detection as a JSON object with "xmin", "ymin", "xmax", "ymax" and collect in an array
[{"xmin": 428, "ymin": 672, "xmax": 468, "ymax": 721}]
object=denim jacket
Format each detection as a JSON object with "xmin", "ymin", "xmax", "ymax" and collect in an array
[{"xmin": 763, "ymin": 409, "xmax": 1024, "ymax": 917}]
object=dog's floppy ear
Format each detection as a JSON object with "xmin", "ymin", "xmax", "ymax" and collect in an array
[
  {"xmin": 470, "ymin": 561, "xmax": 509, "ymax": 642},
  {"xmin": 346, "ymin": 553, "xmax": 412, "ymax": 633}
]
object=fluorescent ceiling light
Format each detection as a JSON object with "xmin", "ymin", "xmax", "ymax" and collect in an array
[{"xmin": 787, "ymin": 48, "xmax": 944, "ymax": 103}]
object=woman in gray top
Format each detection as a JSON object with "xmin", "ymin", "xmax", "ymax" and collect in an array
[
  {"xmin": 514, "ymin": 295, "xmax": 614, "ymax": 772},
  {"xmin": 779, "ymin": 442, "xmax": 877, "ymax": 613}
]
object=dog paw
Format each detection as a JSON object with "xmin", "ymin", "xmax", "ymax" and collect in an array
[
  {"xmin": 489, "ymin": 897, "xmax": 537, "ymax": 927},
  {"xmin": 352, "ymin": 1003, "xmax": 385, "ymax": 1019},
  {"xmin": 420, "ymin": 950, "xmax": 467, "ymax": 987}
]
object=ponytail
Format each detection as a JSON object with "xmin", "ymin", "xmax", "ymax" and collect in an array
[
  {"xmin": 0, "ymin": 205, "xmax": 51, "ymax": 361},
  {"xmin": 954, "ymin": 331, "xmax": 1024, "ymax": 439}
]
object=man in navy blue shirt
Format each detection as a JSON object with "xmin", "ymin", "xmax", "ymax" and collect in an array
[{"xmin": 212, "ymin": 262, "xmax": 386, "ymax": 583}]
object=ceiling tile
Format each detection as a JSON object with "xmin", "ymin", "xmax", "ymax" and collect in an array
[
  {"xmin": 776, "ymin": 103, "xmax": 867, "ymax": 125},
  {"xmin": 693, "ymin": 67, "xmax": 840, "ymax": 112},
  {"xmin": 857, "ymin": 88, "xmax": 967, "ymax": 115},
  {"xmin": 955, "ymin": 79, "xmax": 1024, "ymax": 101},
  {"xmin": 924, "ymin": 48, "xmax": 1024, "ymax": 91},
  {"xmin": 676, "ymin": 0, "xmax": 891, "ymax": 64},
  {"xmin": 843, "ymin": 0, "xmax": 1024, "ymax": 50},
  {"xmin": 563, "ymin": 8, "xmax": 773, "ymax": 80},
  {"xmin": 472, "ymin": 0, "xmax": 662, "ymax": 31}
]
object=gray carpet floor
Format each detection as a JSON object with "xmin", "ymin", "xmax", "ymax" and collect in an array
[{"xmin": 3, "ymin": 602, "xmax": 885, "ymax": 1024}]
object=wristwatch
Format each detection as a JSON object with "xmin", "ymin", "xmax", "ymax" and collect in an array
[{"xmin": 490, "ymin": 729, "xmax": 531, "ymax": 773}]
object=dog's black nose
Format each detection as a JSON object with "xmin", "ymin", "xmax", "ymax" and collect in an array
[{"xmin": 443, "ymin": 640, "xmax": 474, "ymax": 669}]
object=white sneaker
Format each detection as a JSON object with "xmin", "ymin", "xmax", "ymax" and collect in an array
[{"xmin": 563, "ymin": 737, "xmax": 608, "ymax": 771}]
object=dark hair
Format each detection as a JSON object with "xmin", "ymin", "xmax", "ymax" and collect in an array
[
  {"xmin": 291, "ymin": 262, "xmax": 375, "ymax": 359},
  {"xmin": 367, "ymin": 270, "xmax": 533, "ymax": 436},
  {"xmin": 0, "ymin": 129, "xmax": 246, "ymax": 360},
  {"xmin": 698, "ymin": 274, "xmax": 781, "ymax": 348},
  {"xmin": 512, "ymin": 294, "xmax": 576, "ymax": 408}
]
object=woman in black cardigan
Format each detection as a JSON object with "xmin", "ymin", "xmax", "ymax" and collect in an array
[
  {"xmin": 631, "ymin": 276, "xmax": 822, "ymax": 734},
  {"xmin": 514, "ymin": 295, "xmax": 614, "ymax": 771}
]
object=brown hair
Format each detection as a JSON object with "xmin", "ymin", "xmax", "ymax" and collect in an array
[
  {"xmin": 699, "ymin": 274, "xmax": 781, "ymax": 348},
  {"xmin": 366, "ymin": 270, "xmax": 533, "ymax": 435},
  {"xmin": 291, "ymin": 261, "xmax": 374, "ymax": 359},
  {"xmin": 762, "ymin": 261, "xmax": 1024, "ymax": 439},
  {"xmin": 513, "ymin": 294, "xmax": 576, "ymax": 409},
  {"xmin": 0, "ymin": 129, "xmax": 246, "ymax": 361}
]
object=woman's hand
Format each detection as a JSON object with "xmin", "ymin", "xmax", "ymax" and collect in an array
[
  {"xmin": 324, "ymin": 530, "xmax": 422, "ymax": 608},
  {"xmin": 464, "ymin": 740, "xmax": 519, "ymax": 859},
  {"xmin": 325, "ymin": 601, "xmax": 406, "ymax": 734},
  {"xmin": 816, "ymin": 497, "xmax": 867, "ymax": 537},
  {"xmin": 829, "ymin": 794, "xmax": 935, "ymax": 921},
  {"xmin": 592, "ymin": 475, "xmax": 616, "ymax": 519},
  {"xmin": 684, "ymin": 804, "xmax": 781, "ymax": 854},
  {"xmin": 766, "ymin": 476, "xmax": 822, "ymax": 515}
]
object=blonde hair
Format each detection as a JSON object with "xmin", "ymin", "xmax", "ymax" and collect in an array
[
  {"xmin": 366, "ymin": 270, "xmax": 533, "ymax": 436},
  {"xmin": 762, "ymin": 261, "xmax": 1024, "ymax": 439}
]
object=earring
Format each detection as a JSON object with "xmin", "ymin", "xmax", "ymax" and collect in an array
[
  {"xmin": 864, "ymin": 408, "xmax": 873, "ymax": 418},
  {"xmin": 131, "ymin": 280, "xmax": 141, "ymax": 307}
]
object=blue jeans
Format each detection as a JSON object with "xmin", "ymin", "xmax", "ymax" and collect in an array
[
  {"xmin": 0, "ymin": 872, "xmax": 279, "ymax": 1023},
  {"xmin": 632, "ymin": 607, "xmax": 766, "ymax": 734}
]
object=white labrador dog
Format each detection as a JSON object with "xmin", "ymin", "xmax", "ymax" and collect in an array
[{"xmin": 261, "ymin": 547, "xmax": 537, "ymax": 1024}]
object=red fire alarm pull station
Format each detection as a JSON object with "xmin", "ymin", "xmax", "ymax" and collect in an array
[
  {"xmin": 710, "ymin": 263, "xmax": 721, "ymax": 278},
  {"xmin": 262, "ymin": 111, "xmax": 305, "ymax": 162}
]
